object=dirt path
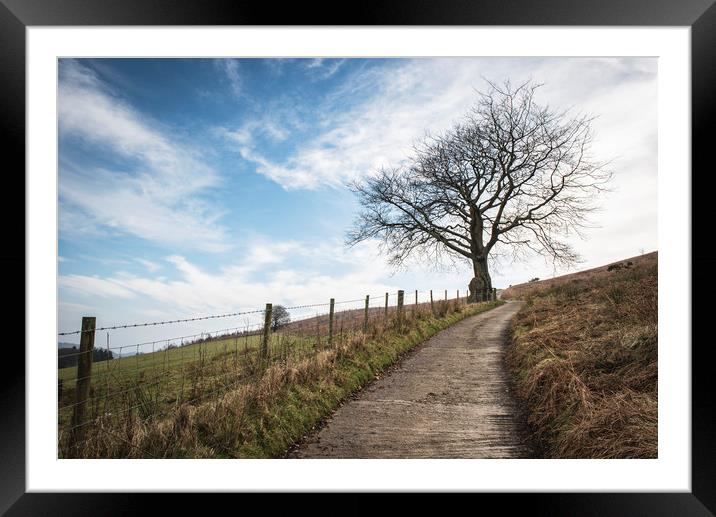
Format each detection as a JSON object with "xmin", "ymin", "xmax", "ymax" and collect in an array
[{"xmin": 290, "ymin": 301, "xmax": 534, "ymax": 458}]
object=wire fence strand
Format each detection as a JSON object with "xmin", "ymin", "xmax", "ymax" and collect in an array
[{"xmin": 58, "ymin": 308, "xmax": 267, "ymax": 336}]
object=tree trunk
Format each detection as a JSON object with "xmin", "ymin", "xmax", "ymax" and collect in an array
[{"xmin": 468, "ymin": 257, "xmax": 492, "ymax": 302}]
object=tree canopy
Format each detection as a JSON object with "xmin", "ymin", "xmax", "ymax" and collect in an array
[{"xmin": 271, "ymin": 305, "xmax": 291, "ymax": 331}]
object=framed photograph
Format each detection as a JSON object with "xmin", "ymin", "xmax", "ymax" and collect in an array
[{"xmin": 4, "ymin": 0, "xmax": 713, "ymax": 513}]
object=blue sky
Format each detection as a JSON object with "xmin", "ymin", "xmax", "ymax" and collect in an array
[{"xmin": 58, "ymin": 57, "xmax": 657, "ymax": 348}]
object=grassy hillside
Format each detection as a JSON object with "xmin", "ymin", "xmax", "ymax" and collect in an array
[
  {"xmin": 502, "ymin": 251, "xmax": 657, "ymax": 300},
  {"xmin": 59, "ymin": 298, "xmax": 502, "ymax": 458},
  {"xmin": 504, "ymin": 254, "xmax": 658, "ymax": 458}
]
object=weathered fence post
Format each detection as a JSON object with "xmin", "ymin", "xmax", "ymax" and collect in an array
[
  {"xmin": 384, "ymin": 292, "xmax": 389, "ymax": 321},
  {"xmin": 430, "ymin": 289, "xmax": 434, "ymax": 314},
  {"xmin": 414, "ymin": 289, "xmax": 418, "ymax": 315},
  {"xmin": 444, "ymin": 289, "xmax": 447, "ymax": 301},
  {"xmin": 457, "ymin": 289, "xmax": 460, "ymax": 307},
  {"xmin": 262, "ymin": 303, "xmax": 272, "ymax": 361},
  {"xmin": 328, "ymin": 298, "xmax": 335, "ymax": 346},
  {"xmin": 492, "ymin": 287, "xmax": 497, "ymax": 301},
  {"xmin": 363, "ymin": 295, "xmax": 370, "ymax": 333},
  {"xmin": 68, "ymin": 316, "xmax": 96, "ymax": 456},
  {"xmin": 397, "ymin": 290, "xmax": 404, "ymax": 327}
]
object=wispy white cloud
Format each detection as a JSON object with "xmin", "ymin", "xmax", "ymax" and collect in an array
[
  {"xmin": 136, "ymin": 258, "xmax": 162, "ymax": 273},
  {"xmin": 59, "ymin": 301, "xmax": 95, "ymax": 313},
  {"xmin": 58, "ymin": 239, "xmax": 403, "ymax": 326},
  {"xmin": 306, "ymin": 58, "xmax": 324, "ymax": 69},
  {"xmin": 304, "ymin": 58, "xmax": 345, "ymax": 79},
  {"xmin": 218, "ymin": 117, "xmax": 290, "ymax": 147},
  {"xmin": 58, "ymin": 60, "xmax": 229, "ymax": 252},
  {"xmin": 233, "ymin": 59, "xmax": 487, "ymax": 189},
  {"xmin": 235, "ymin": 146, "xmax": 317, "ymax": 189},
  {"xmin": 234, "ymin": 58, "xmax": 656, "ymax": 194},
  {"xmin": 240, "ymin": 240, "xmax": 302, "ymax": 269},
  {"xmin": 264, "ymin": 59, "xmax": 289, "ymax": 76},
  {"xmin": 59, "ymin": 274, "xmax": 137, "ymax": 299},
  {"xmin": 320, "ymin": 59, "xmax": 345, "ymax": 78},
  {"xmin": 215, "ymin": 58, "xmax": 243, "ymax": 97}
]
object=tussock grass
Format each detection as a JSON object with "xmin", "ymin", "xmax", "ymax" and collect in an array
[
  {"xmin": 62, "ymin": 299, "xmax": 502, "ymax": 458},
  {"xmin": 506, "ymin": 259, "xmax": 657, "ymax": 458}
]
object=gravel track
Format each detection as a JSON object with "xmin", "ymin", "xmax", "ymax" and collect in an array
[{"xmin": 291, "ymin": 301, "xmax": 534, "ymax": 458}]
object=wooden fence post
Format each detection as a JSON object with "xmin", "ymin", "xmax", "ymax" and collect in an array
[
  {"xmin": 384, "ymin": 292, "xmax": 389, "ymax": 321},
  {"xmin": 262, "ymin": 303, "xmax": 272, "ymax": 361},
  {"xmin": 68, "ymin": 316, "xmax": 96, "ymax": 456},
  {"xmin": 492, "ymin": 287, "xmax": 497, "ymax": 301},
  {"xmin": 328, "ymin": 298, "xmax": 335, "ymax": 346},
  {"xmin": 444, "ymin": 289, "xmax": 447, "ymax": 301},
  {"xmin": 397, "ymin": 290, "xmax": 404, "ymax": 326},
  {"xmin": 430, "ymin": 289, "xmax": 434, "ymax": 314},
  {"xmin": 457, "ymin": 289, "xmax": 460, "ymax": 307},
  {"xmin": 363, "ymin": 295, "xmax": 370, "ymax": 333}
]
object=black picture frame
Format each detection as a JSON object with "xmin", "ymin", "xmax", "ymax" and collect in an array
[{"xmin": 2, "ymin": 0, "xmax": 713, "ymax": 513}]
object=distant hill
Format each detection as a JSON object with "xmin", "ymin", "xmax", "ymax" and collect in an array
[
  {"xmin": 58, "ymin": 340, "xmax": 136, "ymax": 358},
  {"xmin": 58, "ymin": 346, "xmax": 115, "ymax": 369},
  {"xmin": 502, "ymin": 251, "xmax": 657, "ymax": 299}
]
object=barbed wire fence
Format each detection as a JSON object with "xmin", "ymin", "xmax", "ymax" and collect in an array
[{"xmin": 57, "ymin": 286, "xmax": 498, "ymax": 458}]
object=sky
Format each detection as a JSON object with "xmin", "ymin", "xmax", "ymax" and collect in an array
[{"xmin": 57, "ymin": 57, "xmax": 657, "ymax": 350}]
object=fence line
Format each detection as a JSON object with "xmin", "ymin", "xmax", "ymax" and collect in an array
[
  {"xmin": 58, "ymin": 308, "xmax": 268, "ymax": 336},
  {"xmin": 57, "ymin": 285, "xmax": 499, "ymax": 458},
  {"xmin": 58, "ymin": 290, "xmax": 411, "ymax": 337}
]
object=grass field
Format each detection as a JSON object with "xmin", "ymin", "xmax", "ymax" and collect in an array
[
  {"xmin": 58, "ymin": 326, "xmax": 330, "ymax": 440},
  {"xmin": 59, "ymin": 332, "xmax": 263, "ymax": 425},
  {"xmin": 504, "ymin": 254, "xmax": 658, "ymax": 458},
  {"xmin": 58, "ymin": 297, "xmax": 499, "ymax": 458},
  {"xmin": 59, "ymin": 333, "xmax": 261, "ymax": 384}
]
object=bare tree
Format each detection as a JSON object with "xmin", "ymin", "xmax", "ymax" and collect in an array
[
  {"xmin": 271, "ymin": 305, "xmax": 291, "ymax": 331},
  {"xmin": 347, "ymin": 80, "xmax": 611, "ymax": 302}
]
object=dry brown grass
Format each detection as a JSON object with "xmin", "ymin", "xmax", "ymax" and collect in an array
[
  {"xmin": 502, "ymin": 251, "xmax": 657, "ymax": 300},
  {"xmin": 506, "ymin": 257, "xmax": 658, "ymax": 458}
]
